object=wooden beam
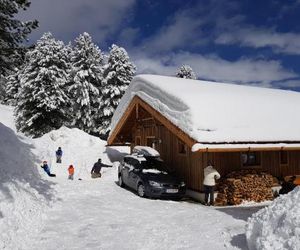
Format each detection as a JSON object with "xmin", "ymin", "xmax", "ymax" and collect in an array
[
  {"xmin": 196, "ymin": 147, "xmax": 300, "ymax": 153},
  {"xmin": 107, "ymin": 97, "xmax": 138, "ymax": 145},
  {"xmin": 136, "ymin": 103, "xmax": 139, "ymax": 120}
]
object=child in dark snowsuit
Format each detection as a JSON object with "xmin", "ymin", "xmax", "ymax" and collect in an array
[
  {"xmin": 56, "ymin": 147, "xmax": 63, "ymax": 163},
  {"xmin": 68, "ymin": 165, "xmax": 74, "ymax": 180},
  {"xmin": 41, "ymin": 161, "xmax": 56, "ymax": 177}
]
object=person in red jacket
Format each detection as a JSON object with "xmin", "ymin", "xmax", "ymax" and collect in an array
[{"xmin": 68, "ymin": 165, "xmax": 74, "ymax": 180}]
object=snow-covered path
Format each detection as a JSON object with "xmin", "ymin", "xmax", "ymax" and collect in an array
[
  {"xmin": 0, "ymin": 104, "xmax": 263, "ymax": 250},
  {"xmin": 28, "ymin": 163, "xmax": 261, "ymax": 250}
]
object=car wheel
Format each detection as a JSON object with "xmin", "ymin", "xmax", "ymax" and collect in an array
[
  {"xmin": 118, "ymin": 175, "xmax": 124, "ymax": 187},
  {"xmin": 137, "ymin": 183, "xmax": 145, "ymax": 197}
]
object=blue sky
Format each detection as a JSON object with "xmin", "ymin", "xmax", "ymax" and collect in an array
[{"xmin": 20, "ymin": 0, "xmax": 300, "ymax": 91}]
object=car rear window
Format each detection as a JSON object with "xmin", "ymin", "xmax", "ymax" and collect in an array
[
  {"xmin": 142, "ymin": 169, "xmax": 167, "ymax": 174},
  {"xmin": 140, "ymin": 157, "xmax": 168, "ymax": 172}
]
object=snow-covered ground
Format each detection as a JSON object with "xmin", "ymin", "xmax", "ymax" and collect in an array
[
  {"xmin": 0, "ymin": 104, "xmax": 266, "ymax": 250},
  {"xmin": 246, "ymin": 186, "xmax": 300, "ymax": 250}
]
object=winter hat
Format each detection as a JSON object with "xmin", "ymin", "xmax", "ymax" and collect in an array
[{"xmin": 43, "ymin": 160, "xmax": 47, "ymax": 164}]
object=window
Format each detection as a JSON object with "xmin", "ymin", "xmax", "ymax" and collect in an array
[
  {"xmin": 130, "ymin": 158, "xmax": 141, "ymax": 169},
  {"xmin": 178, "ymin": 139, "xmax": 187, "ymax": 155},
  {"xmin": 280, "ymin": 151, "xmax": 288, "ymax": 165},
  {"xmin": 241, "ymin": 152, "xmax": 261, "ymax": 167}
]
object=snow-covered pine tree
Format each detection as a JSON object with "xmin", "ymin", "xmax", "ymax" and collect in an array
[
  {"xmin": 0, "ymin": 0, "xmax": 38, "ymax": 76},
  {"xmin": 0, "ymin": 75, "xmax": 7, "ymax": 103},
  {"xmin": 15, "ymin": 32, "xmax": 71, "ymax": 137},
  {"xmin": 176, "ymin": 65, "xmax": 197, "ymax": 80},
  {"xmin": 99, "ymin": 44, "xmax": 136, "ymax": 138},
  {"xmin": 68, "ymin": 32, "xmax": 105, "ymax": 133},
  {"xmin": 5, "ymin": 68, "xmax": 22, "ymax": 105}
]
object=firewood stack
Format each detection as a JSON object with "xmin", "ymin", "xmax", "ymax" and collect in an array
[{"xmin": 215, "ymin": 170, "xmax": 275, "ymax": 206}]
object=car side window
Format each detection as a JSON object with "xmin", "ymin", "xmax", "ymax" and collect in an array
[
  {"xmin": 131, "ymin": 159, "xmax": 141, "ymax": 169},
  {"xmin": 123, "ymin": 157, "xmax": 132, "ymax": 168}
]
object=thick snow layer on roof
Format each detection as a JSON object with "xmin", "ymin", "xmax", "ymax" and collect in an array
[
  {"xmin": 246, "ymin": 187, "xmax": 300, "ymax": 250},
  {"xmin": 110, "ymin": 75, "xmax": 300, "ymax": 144}
]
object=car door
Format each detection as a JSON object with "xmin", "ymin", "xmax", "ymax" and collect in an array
[
  {"xmin": 122, "ymin": 157, "xmax": 132, "ymax": 186},
  {"xmin": 128, "ymin": 159, "xmax": 141, "ymax": 189}
]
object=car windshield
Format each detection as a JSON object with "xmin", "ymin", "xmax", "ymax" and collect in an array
[{"xmin": 139, "ymin": 157, "xmax": 169, "ymax": 174}]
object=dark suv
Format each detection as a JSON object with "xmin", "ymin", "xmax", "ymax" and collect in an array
[{"xmin": 118, "ymin": 153, "xmax": 186, "ymax": 199}]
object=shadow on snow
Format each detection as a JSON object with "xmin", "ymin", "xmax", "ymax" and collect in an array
[{"xmin": 0, "ymin": 123, "xmax": 55, "ymax": 208}]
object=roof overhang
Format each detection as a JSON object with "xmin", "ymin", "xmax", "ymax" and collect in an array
[
  {"xmin": 107, "ymin": 95, "xmax": 197, "ymax": 147},
  {"xmin": 108, "ymin": 95, "xmax": 300, "ymax": 153},
  {"xmin": 192, "ymin": 143, "xmax": 300, "ymax": 152}
]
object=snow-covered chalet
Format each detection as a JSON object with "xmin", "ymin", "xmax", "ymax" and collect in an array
[{"xmin": 107, "ymin": 75, "xmax": 300, "ymax": 192}]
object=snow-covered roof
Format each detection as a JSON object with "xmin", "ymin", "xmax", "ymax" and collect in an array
[{"xmin": 110, "ymin": 74, "xmax": 300, "ymax": 149}]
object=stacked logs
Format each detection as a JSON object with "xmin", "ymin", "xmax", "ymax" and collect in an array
[{"xmin": 215, "ymin": 170, "xmax": 276, "ymax": 206}]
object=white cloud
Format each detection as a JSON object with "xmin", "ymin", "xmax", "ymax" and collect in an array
[
  {"xmin": 141, "ymin": 8, "xmax": 205, "ymax": 52},
  {"xmin": 216, "ymin": 27, "xmax": 300, "ymax": 55},
  {"xmin": 273, "ymin": 79, "xmax": 300, "ymax": 89},
  {"xmin": 19, "ymin": 0, "xmax": 136, "ymax": 44},
  {"xmin": 118, "ymin": 27, "xmax": 140, "ymax": 47},
  {"xmin": 131, "ymin": 51, "xmax": 297, "ymax": 87}
]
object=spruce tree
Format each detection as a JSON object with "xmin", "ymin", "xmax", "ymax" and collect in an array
[
  {"xmin": 5, "ymin": 69, "xmax": 21, "ymax": 105},
  {"xmin": 99, "ymin": 44, "xmax": 136, "ymax": 138},
  {"xmin": 15, "ymin": 32, "xmax": 70, "ymax": 137},
  {"xmin": 68, "ymin": 32, "xmax": 105, "ymax": 133},
  {"xmin": 0, "ymin": 0, "xmax": 38, "ymax": 76},
  {"xmin": 0, "ymin": 75, "xmax": 7, "ymax": 102},
  {"xmin": 176, "ymin": 65, "xmax": 197, "ymax": 80}
]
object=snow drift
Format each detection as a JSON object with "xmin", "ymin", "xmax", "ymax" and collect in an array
[
  {"xmin": 246, "ymin": 187, "xmax": 300, "ymax": 250},
  {"xmin": 0, "ymin": 122, "xmax": 54, "ymax": 250},
  {"xmin": 32, "ymin": 126, "xmax": 110, "ymax": 180},
  {"xmin": 0, "ymin": 122, "xmax": 112, "ymax": 249}
]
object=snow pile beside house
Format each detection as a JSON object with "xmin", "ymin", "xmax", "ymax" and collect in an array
[
  {"xmin": 0, "ymin": 123, "xmax": 52, "ymax": 250},
  {"xmin": 32, "ymin": 126, "xmax": 110, "ymax": 180},
  {"xmin": 246, "ymin": 187, "xmax": 300, "ymax": 250}
]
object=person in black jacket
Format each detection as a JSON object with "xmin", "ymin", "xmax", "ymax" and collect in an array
[
  {"xmin": 91, "ymin": 158, "xmax": 111, "ymax": 178},
  {"xmin": 279, "ymin": 176, "xmax": 297, "ymax": 195}
]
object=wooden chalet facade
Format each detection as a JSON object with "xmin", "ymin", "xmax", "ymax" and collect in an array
[{"xmin": 108, "ymin": 75, "xmax": 300, "ymax": 192}]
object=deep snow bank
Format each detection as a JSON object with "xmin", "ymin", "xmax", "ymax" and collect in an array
[
  {"xmin": 246, "ymin": 187, "xmax": 300, "ymax": 250},
  {"xmin": 0, "ymin": 123, "xmax": 112, "ymax": 249},
  {"xmin": 0, "ymin": 123, "xmax": 54, "ymax": 250},
  {"xmin": 32, "ymin": 126, "xmax": 110, "ymax": 180}
]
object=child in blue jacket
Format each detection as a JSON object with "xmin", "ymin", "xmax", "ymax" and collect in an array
[
  {"xmin": 41, "ymin": 161, "xmax": 56, "ymax": 177},
  {"xmin": 56, "ymin": 147, "xmax": 63, "ymax": 163}
]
